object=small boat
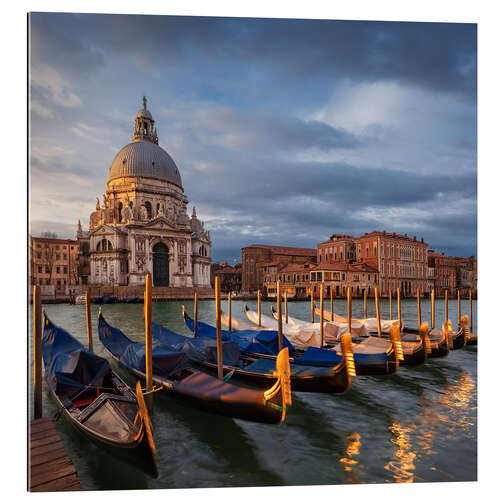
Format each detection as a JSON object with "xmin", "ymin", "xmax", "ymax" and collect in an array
[
  {"xmin": 74, "ymin": 294, "xmax": 86, "ymax": 305},
  {"xmin": 98, "ymin": 312, "xmax": 291, "ymax": 425},
  {"xmin": 200, "ymin": 306, "xmax": 399, "ymax": 375},
  {"xmin": 248, "ymin": 304, "xmax": 403, "ymax": 373},
  {"xmin": 41, "ymin": 313, "xmax": 158, "ymax": 476},
  {"xmin": 311, "ymin": 305, "xmax": 427, "ymax": 365},
  {"xmin": 179, "ymin": 308, "xmax": 355, "ymax": 393}
]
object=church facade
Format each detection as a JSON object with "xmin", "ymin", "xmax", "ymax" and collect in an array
[{"xmin": 86, "ymin": 97, "xmax": 211, "ymax": 288}]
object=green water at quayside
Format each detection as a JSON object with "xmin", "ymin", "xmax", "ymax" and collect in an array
[{"xmin": 29, "ymin": 298, "xmax": 477, "ymax": 489}]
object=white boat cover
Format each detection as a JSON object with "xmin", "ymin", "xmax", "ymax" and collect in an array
[
  {"xmin": 244, "ymin": 306, "xmax": 390, "ymax": 353},
  {"xmin": 314, "ymin": 306, "xmax": 403, "ymax": 333}
]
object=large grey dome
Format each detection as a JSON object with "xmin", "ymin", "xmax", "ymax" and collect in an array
[{"xmin": 108, "ymin": 141, "xmax": 183, "ymax": 188}]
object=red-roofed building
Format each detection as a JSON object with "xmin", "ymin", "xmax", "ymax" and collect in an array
[
  {"xmin": 263, "ymin": 261, "xmax": 314, "ymax": 297},
  {"xmin": 318, "ymin": 231, "xmax": 428, "ymax": 297},
  {"xmin": 241, "ymin": 244, "xmax": 317, "ymax": 292},
  {"xmin": 210, "ymin": 262, "xmax": 242, "ymax": 293},
  {"xmin": 427, "ymin": 252, "xmax": 476, "ymax": 298}
]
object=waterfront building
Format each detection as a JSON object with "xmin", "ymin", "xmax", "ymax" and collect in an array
[
  {"xmin": 427, "ymin": 252, "xmax": 476, "ymax": 298},
  {"xmin": 29, "ymin": 235, "xmax": 80, "ymax": 295},
  {"xmin": 86, "ymin": 97, "xmax": 211, "ymax": 288},
  {"xmin": 309, "ymin": 261, "xmax": 378, "ymax": 298},
  {"xmin": 318, "ymin": 231, "xmax": 428, "ymax": 297},
  {"xmin": 263, "ymin": 261, "xmax": 314, "ymax": 298},
  {"xmin": 241, "ymin": 244, "xmax": 316, "ymax": 292},
  {"xmin": 211, "ymin": 262, "xmax": 242, "ymax": 293}
]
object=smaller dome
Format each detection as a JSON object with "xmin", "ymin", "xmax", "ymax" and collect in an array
[{"xmin": 137, "ymin": 108, "xmax": 152, "ymax": 119}]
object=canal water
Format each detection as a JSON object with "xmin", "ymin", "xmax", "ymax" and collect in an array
[{"xmin": 29, "ymin": 298, "xmax": 477, "ymax": 489}]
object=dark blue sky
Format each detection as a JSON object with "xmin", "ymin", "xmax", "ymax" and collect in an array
[{"xmin": 29, "ymin": 13, "xmax": 477, "ymax": 262}]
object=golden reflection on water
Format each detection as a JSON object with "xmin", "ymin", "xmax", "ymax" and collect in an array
[
  {"xmin": 384, "ymin": 369, "xmax": 476, "ymax": 483},
  {"xmin": 384, "ymin": 422, "xmax": 416, "ymax": 482},
  {"xmin": 339, "ymin": 433, "xmax": 363, "ymax": 483}
]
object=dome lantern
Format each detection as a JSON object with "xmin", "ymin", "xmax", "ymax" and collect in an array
[{"xmin": 133, "ymin": 96, "xmax": 158, "ymax": 145}]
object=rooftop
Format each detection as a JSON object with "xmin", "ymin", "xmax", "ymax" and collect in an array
[{"xmin": 243, "ymin": 244, "xmax": 316, "ymax": 256}]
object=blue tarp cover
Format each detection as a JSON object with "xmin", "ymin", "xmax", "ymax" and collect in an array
[
  {"xmin": 98, "ymin": 316, "xmax": 189, "ymax": 377},
  {"xmin": 42, "ymin": 317, "xmax": 112, "ymax": 395},
  {"xmin": 184, "ymin": 317, "xmax": 294, "ymax": 355},
  {"xmin": 243, "ymin": 357, "xmax": 334, "ymax": 377},
  {"xmin": 151, "ymin": 322, "xmax": 240, "ymax": 366}
]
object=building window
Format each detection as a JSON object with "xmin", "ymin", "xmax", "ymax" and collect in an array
[
  {"xmin": 37, "ymin": 266, "xmax": 42, "ymax": 273},
  {"xmin": 45, "ymin": 266, "xmax": 50, "ymax": 274},
  {"xmin": 144, "ymin": 201, "xmax": 152, "ymax": 219},
  {"xmin": 56, "ymin": 254, "xmax": 60, "ymax": 260},
  {"xmin": 37, "ymin": 252, "xmax": 41, "ymax": 258},
  {"xmin": 56, "ymin": 266, "xmax": 60, "ymax": 274},
  {"xmin": 64, "ymin": 266, "xmax": 67, "ymax": 273}
]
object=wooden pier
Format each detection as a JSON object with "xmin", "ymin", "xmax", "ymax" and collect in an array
[{"xmin": 29, "ymin": 417, "xmax": 83, "ymax": 492}]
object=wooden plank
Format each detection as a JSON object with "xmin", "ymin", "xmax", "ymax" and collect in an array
[
  {"xmin": 30, "ymin": 457, "xmax": 77, "ymax": 488},
  {"xmin": 30, "ymin": 433, "xmax": 61, "ymax": 449},
  {"xmin": 31, "ymin": 474, "xmax": 83, "ymax": 492},
  {"xmin": 30, "ymin": 420, "xmax": 57, "ymax": 437},
  {"xmin": 30, "ymin": 440, "xmax": 66, "ymax": 458},
  {"xmin": 30, "ymin": 446, "xmax": 68, "ymax": 467}
]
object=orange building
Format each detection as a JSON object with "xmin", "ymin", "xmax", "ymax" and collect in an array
[
  {"xmin": 263, "ymin": 261, "xmax": 314, "ymax": 298},
  {"xmin": 241, "ymin": 244, "xmax": 316, "ymax": 292},
  {"xmin": 318, "ymin": 231, "xmax": 428, "ymax": 297},
  {"xmin": 30, "ymin": 236, "xmax": 80, "ymax": 295},
  {"xmin": 428, "ymin": 252, "xmax": 476, "ymax": 298}
]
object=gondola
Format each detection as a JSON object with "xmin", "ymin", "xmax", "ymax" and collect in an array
[
  {"xmin": 178, "ymin": 308, "xmax": 355, "ymax": 393},
  {"xmin": 311, "ymin": 305, "xmax": 429, "ymax": 364},
  {"xmin": 41, "ymin": 313, "xmax": 158, "ymax": 477},
  {"xmin": 98, "ymin": 312, "xmax": 291, "ymax": 425},
  {"xmin": 221, "ymin": 305, "xmax": 401, "ymax": 375}
]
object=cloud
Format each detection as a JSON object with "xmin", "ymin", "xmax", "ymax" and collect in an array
[{"xmin": 27, "ymin": 14, "xmax": 477, "ymax": 261}]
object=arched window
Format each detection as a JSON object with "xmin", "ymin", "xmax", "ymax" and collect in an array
[
  {"xmin": 144, "ymin": 201, "xmax": 152, "ymax": 219},
  {"xmin": 97, "ymin": 239, "xmax": 112, "ymax": 252},
  {"xmin": 199, "ymin": 245, "xmax": 207, "ymax": 257},
  {"xmin": 118, "ymin": 202, "xmax": 123, "ymax": 223},
  {"xmin": 156, "ymin": 203, "xmax": 161, "ymax": 216}
]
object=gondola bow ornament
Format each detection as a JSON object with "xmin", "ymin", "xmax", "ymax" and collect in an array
[
  {"xmin": 340, "ymin": 333, "xmax": 356, "ymax": 378},
  {"xmin": 390, "ymin": 324, "xmax": 405, "ymax": 362},
  {"xmin": 264, "ymin": 347, "xmax": 292, "ymax": 421}
]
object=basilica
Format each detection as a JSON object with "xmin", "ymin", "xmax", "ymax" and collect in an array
[{"xmin": 85, "ymin": 97, "xmax": 211, "ymax": 288}]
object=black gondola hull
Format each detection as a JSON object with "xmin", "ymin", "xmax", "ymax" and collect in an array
[
  {"xmin": 46, "ymin": 381, "xmax": 157, "ymax": 477},
  {"xmin": 400, "ymin": 340, "xmax": 427, "ymax": 366},
  {"xmin": 108, "ymin": 352, "xmax": 286, "ymax": 425},
  {"xmin": 451, "ymin": 329, "xmax": 466, "ymax": 350},
  {"xmin": 194, "ymin": 359, "xmax": 351, "ymax": 394}
]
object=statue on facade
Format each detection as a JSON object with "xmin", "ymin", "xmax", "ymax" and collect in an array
[
  {"xmin": 139, "ymin": 204, "xmax": 149, "ymax": 221},
  {"xmin": 102, "ymin": 194, "xmax": 107, "ymax": 208},
  {"xmin": 96, "ymin": 198, "xmax": 100, "ymax": 211}
]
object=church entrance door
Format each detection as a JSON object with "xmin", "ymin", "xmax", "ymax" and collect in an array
[{"xmin": 153, "ymin": 243, "xmax": 169, "ymax": 286}]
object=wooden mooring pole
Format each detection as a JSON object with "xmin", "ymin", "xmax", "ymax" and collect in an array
[
  {"xmin": 445, "ymin": 289, "xmax": 448, "ymax": 324},
  {"xmin": 375, "ymin": 287, "xmax": 382, "ymax": 337},
  {"xmin": 417, "ymin": 288, "xmax": 421, "ymax": 329},
  {"xmin": 389, "ymin": 289, "xmax": 393, "ymax": 320},
  {"xmin": 320, "ymin": 283, "xmax": 324, "ymax": 348},
  {"xmin": 85, "ymin": 290, "xmax": 93, "ymax": 352},
  {"xmin": 194, "ymin": 292, "xmax": 198, "ymax": 337},
  {"xmin": 144, "ymin": 274, "xmax": 153, "ymax": 410},
  {"xmin": 33, "ymin": 285, "xmax": 42, "ymax": 419},
  {"xmin": 311, "ymin": 288, "xmax": 314, "ymax": 323},
  {"xmin": 347, "ymin": 286, "xmax": 352, "ymax": 334},
  {"xmin": 397, "ymin": 287, "xmax": 402, "ymax": 329},
  {"xmin": 431, "ymin": 288, "xmax": 435, "ymax": 330},
  {"xmin": 284, "ymin": 292, "xmax": 288, "ymax": 324},
  {"xmin": 227, "ymin": 292, "xmax": 232, "ymax": 332},
  {"xmin": 330, "ymin": 286, "xmax": 334, "ymax": 320},
  {"xmin": 215, "ymin": 277, "xmax": 223, "ymax": 380},
  {"xmin": 457, "ymin": 289, "xmax": 461, "ymax": 326},
  {"xmin": 277, "ymin": 280, "xmax": 283, "ymax": 351},
  {"xmin": 363, "ymin": 288, "xmax": 367, "ymax": 319},
  {"xmin": 257, "ymin": 289, "xmax": 262, "ymax": 327},
  {"xmin": 469, "ymin": 289, "xmax": 473, "ymax": 332}
]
